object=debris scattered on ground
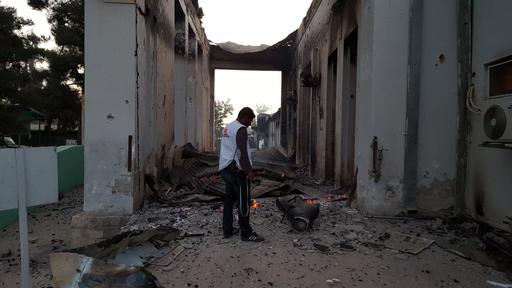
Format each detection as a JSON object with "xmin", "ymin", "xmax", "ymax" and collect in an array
[
  {"xmin": 151, "ymin": 245, "xmax": 185, "ymax": 267},
  {"xmin": 72, "ymin": 226, "xmax": 180, "ymax": 263},
  {"xmin": 313, "ymin": 243, "xmax": 330, "ymax": 253},
  {"xmin": 145, "ymin": 144, "xmax": 353, "ymax": 206},
  {"xmin": 49, "ymin": 252, "xmax": 161, "ymax": 288},
  {"xmin": 368, "ymin": 231, "xmax": 435, "ymax": 255},
  {"xmin": 1, "ymin": 187, "xmax": 511, "ymax": 288}
]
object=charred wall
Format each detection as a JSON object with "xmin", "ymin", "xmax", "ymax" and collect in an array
[
  {"xmin": 289, "ymin": 0, "xmax": 459, "ymax": 216},
  {"xmin": 84, "ymin": 0, "xmax": 211, "ymax": 215}
]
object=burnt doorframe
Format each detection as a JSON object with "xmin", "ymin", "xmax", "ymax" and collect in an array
[
  {"xmin": 325, "ymin": 50, "xmax": 338, "ymax": 180},
  {"xmin": 340, "ymin": 28, "xmax": 358, "ymax": 186}
]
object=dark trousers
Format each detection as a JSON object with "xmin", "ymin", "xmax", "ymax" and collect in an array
[{"xmin": 221, "ymin": 167, "xmax": 252, "ymax": 237}]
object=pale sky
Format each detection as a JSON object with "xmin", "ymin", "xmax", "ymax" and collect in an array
[
  {"xmin": 215, "ymin": 70, "xmax": 282, "ymax": 122},
  {"xmin": 199, "ymin": 0, "xmax": 312, "ymax": 119},
  {"xmin": 199, "ymin": 0, "xmax": 312, "ymax": 46}
]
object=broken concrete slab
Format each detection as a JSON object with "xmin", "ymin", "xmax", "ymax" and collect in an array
[{"xmin": 70, "ymin": 213, "xmax": 129, "ymax": 248}]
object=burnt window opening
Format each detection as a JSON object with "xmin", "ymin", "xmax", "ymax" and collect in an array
[
  {"xmin": 488, "ymin": 57, "xmax": 512, "ymax": 98},
  {"xmin": 174, "ymin": 1, "xmax": 186, "ymax": 56},
  {"xmin": 188, "ymin": 24, "xmax": 197, "ymax": 57},
  {"xmin": 300, "ymin": 62, "xmax": 320, "ymax": 88},
  {"xmin": 300, "ymin": 71, "xmax": 321, "ymax": 87}
]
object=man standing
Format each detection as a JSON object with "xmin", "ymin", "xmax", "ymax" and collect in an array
[{"xmin": 219, "ymin": 107, "xmax": 264, "ymax": 242}]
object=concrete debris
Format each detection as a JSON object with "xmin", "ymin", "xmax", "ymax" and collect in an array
[
  {"xmin": 313, "ymin": 243, "xmax": 330, "ymax": 253},
  {"xmin": 432, "ymin": 217, "xmax": 512, "ymax": 271},
  {"xmin": 368, "ymin": 231, "xmax": 435, "ymax": 255},
  {"xmin": 1, "ymin": 249, "xmax": 12, "ymax": 258},
  {"xmin": 49, "ymin": 252, "xmax": 161, "ymax": 288},
  {"xmin": 150, "ymin": 145, "xmax": 307, "ymax": 204},
  {"xmin": 335, "ymin": 242, "xmax": 356, "ymax": 251},
  {"xmin": 151, "ymin": 245, "xmax": 185, "ymax": 267},
  {"xmin": 2, "ymin": 187, "xmax": 511, "ymax": 287},
  {"xmin": 73, "ymin": 227, "xmax": 180, "ymax": 260}
]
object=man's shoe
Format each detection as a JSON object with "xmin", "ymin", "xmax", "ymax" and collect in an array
[
  {"xmin": 241, "ymin": 232, "xmax": 264, "ymax": 242},
  {"xmin": 223, "ymin": 227, "xmax": 239, "ymax": 239}
]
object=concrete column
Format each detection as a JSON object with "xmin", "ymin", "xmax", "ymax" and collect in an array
[
  {"xmin": 355, "ymin": 0, "xmax": 411, "ymax": 215},
  {"xmin": 84, "ymin": 0, "xmax": 137, "ymax": 215}
]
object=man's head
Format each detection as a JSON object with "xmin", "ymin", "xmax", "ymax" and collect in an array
[{"xmin": 237, "ymin": 107, "xmax": 256, "ymax": 127}]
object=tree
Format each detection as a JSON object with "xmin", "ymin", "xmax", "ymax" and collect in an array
[
  {"xmin": 214, "ymin": 99, "xmax": 233, "ymax": 140},
  {"xmin": 28, "ymin": 0, "xmax": 84, "ymax": 132},
  {"xmin": 256, "ymin": 103, "xmax": 270, "ymax": 114},
  {"xmin": 0, "ymin": 5, "xmax": 45, "ymax": 134}
]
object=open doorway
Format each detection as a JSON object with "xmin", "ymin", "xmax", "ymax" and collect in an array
[{"xmin": 213, "ymin": 69, "xmax": 282, "ymax": 151}]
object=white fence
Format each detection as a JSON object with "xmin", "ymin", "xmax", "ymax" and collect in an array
[
  {"xmin": 0, "ymin": 147, "xmax": 59, "ymax": 288},
  {"xmin": 0, "ymin": 147, "xmax": 58, "ymax": 210}
]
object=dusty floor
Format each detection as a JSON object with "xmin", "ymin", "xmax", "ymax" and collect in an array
[
  {"xmin": 0, "ymin": 188, "xmax": 83, "ymax": 288},
  {"xmin": 1, "ymin": 187, "xmax": 511, "ymax": 288}
]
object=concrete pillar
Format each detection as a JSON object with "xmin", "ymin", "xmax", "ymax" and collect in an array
[
  {"xmin": 84, "ymin": 0, "xmax": 137, "ymax": 216},
  {"xmin": 355, "ymin": 0, "xmax": 411, "ymax": 215}
]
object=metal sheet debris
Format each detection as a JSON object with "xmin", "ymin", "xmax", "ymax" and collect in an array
[
  {"xmin": 276, "ymin": 195, "xmax": 320, "ymax": 233},
  {"xmin": 149, "ymin": 144, "xmax": 306, "ymax": 204},
  {"xmin": 49, "ymin": 252, "xmax": 161, "ymax": 288}
]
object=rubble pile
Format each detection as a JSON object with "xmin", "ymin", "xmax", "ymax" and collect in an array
[{"xmin": 145, "ymin": 144, "xmax": 353, "ymax": 205}]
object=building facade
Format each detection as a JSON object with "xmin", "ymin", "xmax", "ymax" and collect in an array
[
  {"xmin": 84, "ymin": 0, "xmax": 212, "ymax": 216},
  {"xmin": 282, "ymin": 0, "xmax": 512, "ymax": 231}
]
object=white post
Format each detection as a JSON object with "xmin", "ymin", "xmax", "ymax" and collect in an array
[{"xmin": 15, "ymin": 149, "xmax": 31, "ymax": 288}]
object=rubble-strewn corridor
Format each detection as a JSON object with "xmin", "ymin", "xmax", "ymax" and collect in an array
[{"xmin": 1, "ymin": 0, "xmax": 512, "ymax": 287}]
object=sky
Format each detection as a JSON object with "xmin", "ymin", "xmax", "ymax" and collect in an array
[
  {"xmin": 215, "ymin": 70, "xmax": 282, "ymax": 122},
  {"xmin": 199, "ymin": 0, "xmax": 312, "ymax": 120},
  {"xmin": 1, "ymin": 0, "xmax": 313, "ymax": 119}
]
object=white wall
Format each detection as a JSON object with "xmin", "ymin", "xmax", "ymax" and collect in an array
[
  {"xmin": 416, "ymin": 0, "xmax": 458, "ymax": 211},
  {"xmin": 84, "ymin": 0, "xmax": 136, "ymax": 215},
  {"xmin": 85, "ymin": 0, "xmax": 212, "ymax": 216},
  {"xmin": 355, "ymin": 0, "xmax": 410, "ymax": 215},
  {"xmin": 0, "ymin": 148, "xmax": 58, "ymax": 210}
]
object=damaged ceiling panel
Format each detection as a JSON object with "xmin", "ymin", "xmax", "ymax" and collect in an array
[{"xmin": 210, "ymin": 30, "xmax": 297, "ymax": 70}]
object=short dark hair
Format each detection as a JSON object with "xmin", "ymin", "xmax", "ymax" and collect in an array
[{"xmin": 237, "ymin": 107, "xmax": 255, "ymax": 119}]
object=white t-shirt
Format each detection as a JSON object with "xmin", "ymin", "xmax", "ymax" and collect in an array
[{"xmin": 219, "ymin": 120, "xmax": 252, "ymax": 171}]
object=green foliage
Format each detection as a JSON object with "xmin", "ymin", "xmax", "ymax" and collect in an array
[
  {"xmin": 0, "ymin": 5, "xmax": 46, "ymax": 134},
  {"xmin": 214, "ymin": 99, "xmax": 234, "ymax": 140},
  {"xmin": 28, "ymin": 0, "xmax": 84, "ymax": 132}
]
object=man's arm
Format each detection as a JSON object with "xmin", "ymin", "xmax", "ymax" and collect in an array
[{"xmin": 236, "ymin": 127, "xmax": 253, "ymax": 175}]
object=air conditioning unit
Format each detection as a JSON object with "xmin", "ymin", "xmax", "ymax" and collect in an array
[{"xmin": 482, "ymin": 98, "xmax": 512, "ymax": 142}]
